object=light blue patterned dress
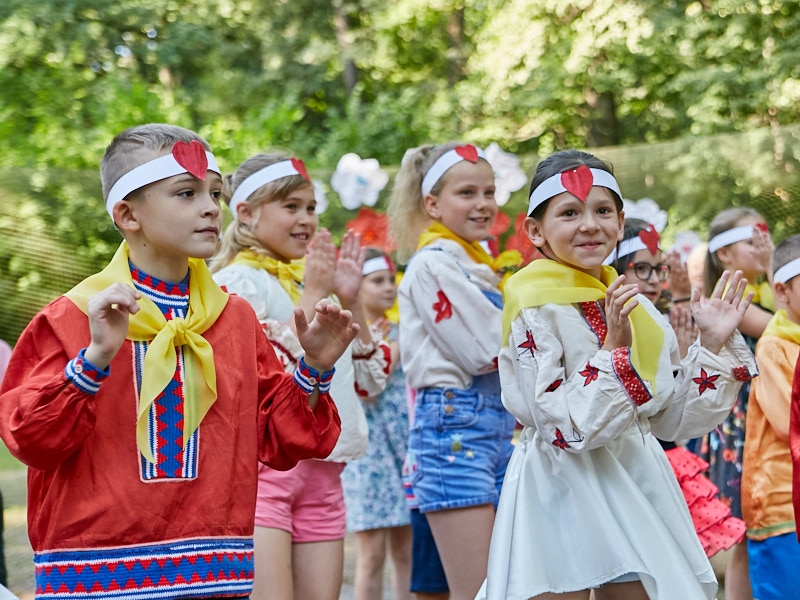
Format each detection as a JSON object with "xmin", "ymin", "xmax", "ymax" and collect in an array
[{"xmin": 342, "ymin": 323, "xmax": 411, "ymax": 531}]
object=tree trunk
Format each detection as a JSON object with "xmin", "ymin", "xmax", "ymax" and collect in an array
[{"xmin": 333, "ymin": 0, "xmax": 358, "ymax": 96}]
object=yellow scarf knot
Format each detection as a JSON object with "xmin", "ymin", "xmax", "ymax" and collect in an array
[
  {"xmin": 232, "ymin": 248, "xmax": 305, "ymax": 303},
  {"xmin": 416, "ymin": 222, "xmax": 522, "ymax": 290},
  {"xmin": 65, "ymin": 242, "xmax": 228, "ymax": 463}
]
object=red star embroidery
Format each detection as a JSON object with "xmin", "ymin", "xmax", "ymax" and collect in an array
[
  {"xmin": 518, "ymin": 330, "xmax": 537, "ymax": 355},
  {"xmin": 552, "ymin": 428, "xmax": 571, "ymax": 449},
  {"xmin": 432, "ymin": 290, "xmax": 452, "ymax": 323},
  {"xmin": 579, "ymin": 363, "xmax": 599, "ymax": 386},
  {"xmin": 545, "ymin": 379, "xmax": 563, "ymax": 392},
  {"xmin": 692, "ymin": 368, "xmax": 720, "ymax": 395}
]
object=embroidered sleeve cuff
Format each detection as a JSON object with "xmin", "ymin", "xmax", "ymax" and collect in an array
[
  {"xmin": 610, "ymin": 347, "xmax": 652, "ymax": 406},
  {"xmin": 731, "ymin": 364, "xmax": 755, "ymax": 382},
  {"xmin": 294, "ymin": 356, "xmax": 335, "ymax": 394},
  {"xmin": 65, "ymin": 348, "xmax": 110, "ymax": 395}
]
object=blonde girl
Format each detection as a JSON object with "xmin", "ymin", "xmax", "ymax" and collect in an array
[
  {"xmin": 341, "ymin": 247, "xmax": 413, "ymax": 600},
  {"xmin": 210, "ymin": 153, "xmax": 390, "ymax": 600},
  {"xmin": 388, "ymin": 142, "xmax": 518, "ymax": 600},
  {"xmin": 701, "ymin": 206, "xmax": 775, "ymax": 600},
  {"xmin": 480, "ymin": 149, "xmax": 756, "ymax": 600}
]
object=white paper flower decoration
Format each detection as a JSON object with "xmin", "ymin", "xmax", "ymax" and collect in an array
[
  {"xmin": 670, "ymin": 230, "xmax": 703, "ymax": 264},
  {"xmin": 622, "ymin": 197, "xmax": 668, "ymax": 232},
  {"xmin": 312, "ymin": 179, "xmax": 328, "ymax": 214},
  {"xmin": 484, "ymin": 142, "xmax": 527, "ymax": 207},
  {"xmin": 330, "ymin": 153, "xmax": 389, "ymax": 210}
]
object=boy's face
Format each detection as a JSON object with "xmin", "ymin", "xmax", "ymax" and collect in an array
[
  {"xmin": 777, "ymin": 275, "xmax": 800, "ymax": 325},
  {"xmin": 121, "ymin": 166, "xmax": 223, "ymax": 278}
]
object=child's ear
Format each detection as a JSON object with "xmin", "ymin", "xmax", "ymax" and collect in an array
[
  {"xmin": 112, "ymin": 200, "xmax": 141, "ymax": 233},
  {"xmin": 423, "ymin": 193, "xmax": 440, "ymax": 220},
  {"xmin": 523, "ymin": 216, "xmax": 545, "ymax": 247},
  {"xmin": 715, "ymin": 245, "xmax": 732, "ymax": 267},
  {"xmin": 617, "ymin": 209, "xmax": 626, "ymax": 241},
  {"xmin": 236, "ymin": 202, "xmax": 253, "ymax": 225},
  {"xmin": 773, "ymin": 281, "xmax": 789, "ymax": 304}
]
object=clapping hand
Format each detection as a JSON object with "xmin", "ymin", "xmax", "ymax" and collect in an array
[
  {"xmin": 601, "ymin": 275, "xmax": 639, "ymax": 352},
  {"xmin": 691, "ymin": 270, "xmax": 753, "ymax": 355},
  {"xmin": 294, "ymin": 299, "xmax": 360, "ymax": 372}
]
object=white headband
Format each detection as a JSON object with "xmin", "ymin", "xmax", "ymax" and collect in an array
[
  {"xmin": 106, "ymin": 140, "xmax": 220, "ymax": 217},
  {"xmin": 603, "ymin": 236, "xmax": 661, "ymax": 265},
  {"xmin": 528, "ymin": 166, "xmax": 622, "ymax": 216},
  {"xmin": 229, "ymin": 159, "xmax": 310, "ymax": 219},
  {"xmin": 362, "ymin": 256, "xmax": 395, "ymax": 276},
  {"xmin": 707, "ymin": 225, "xmax": 755, "ymax": 254},
  {"xmin": 774, "ymin": 257, "xmax": 800, "ymax": 284},
  {"xmin": 421, "ymin": 145, "xmax": 486, "ymax": 197}
]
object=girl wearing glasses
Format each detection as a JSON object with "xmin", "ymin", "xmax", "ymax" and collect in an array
[{"xmin": 608, "ymin": 218, "xmax": 748, "ymax": 561}]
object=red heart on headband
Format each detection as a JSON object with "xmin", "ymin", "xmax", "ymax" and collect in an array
[
  {"xmin": 291, "ymin": 158, "xmax": 310, "ymax": 182},
  {"xmin": 172, "ymin": 140, "xmax": 208, "ymax": 180},
  {"xmin": 455, "ymin": 145, "xmax": 479, "ymax": 163},
  {"xmin": 638, "ymin": 224, "xmax": 661, "ymax": 255},
  {"xmin": 755, "ymin": 222, "xmax": 768, "ymax": 233},
  {"xmin": 560, "ymin": 165, "xmax": 593, "ymax": 202}
]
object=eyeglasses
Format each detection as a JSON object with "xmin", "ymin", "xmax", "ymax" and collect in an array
[{"xmin": 626, "ymin": 262, "xmax": 670, "ymax": 282}]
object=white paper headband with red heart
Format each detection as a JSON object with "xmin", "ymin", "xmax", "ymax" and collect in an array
[
  {"xmin": 106, "ymin": 140, "xmax": 220, "ymax": 217},
  {"xmin": 774, "ymin": 257, "xmax": 800, "ymax": 284},
  {"xmin": 362, "ymin": 255, "xmax": 395, "ymax": 276},
  {"xmin": 527, "ymin": 165, "xmax": 622, "ymax": 216},
  {"xmin": 603, "ymin": 225, "xmax": 661, "ymax": 265},
  {"xmin": 229, "ymin": 159, "xmax": 310, "ymax": 220},
  {"xmin": 707, "ymin": 225, "xmax": 756, "ymax": 254},
  {"xmin": 421, "ymin": 145, "xmax": 486, "ymax": 197}
]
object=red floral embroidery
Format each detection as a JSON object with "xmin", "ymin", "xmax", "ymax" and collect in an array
[
  {"xmin": 579, "ymin": 362, "xmax": 599, "ymax": 386},
  {"xmin": 692, "ymin": 368, "xmax": 720, "ymax": 395},
  {"xmin": 552, "ymin": 428, "xmax": 571, "ymax": 449},
  {"xmin": 432, "ymin": 290, "xmax": 452, "ymax": 323},
  {"xmin": 518, "ymin": 330, "xmax": 537, "ymax": 355},
  {"xmin": 545, "ymin": 379, "xmax": 563, "ymax": 392}
]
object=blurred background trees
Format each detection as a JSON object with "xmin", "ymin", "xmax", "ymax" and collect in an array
[{"xmin": 2, "ymin": 0, "xmax": 800, "ymax": 342}]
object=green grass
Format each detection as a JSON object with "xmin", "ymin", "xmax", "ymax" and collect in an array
[{"xmin": 0, "ymin": 442, "xmax": 24, "ymax": 471}]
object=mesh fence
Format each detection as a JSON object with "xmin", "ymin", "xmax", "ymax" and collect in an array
[{"xmin": 2, "ymin": 124, "xmax": 799, "ymax": 344}]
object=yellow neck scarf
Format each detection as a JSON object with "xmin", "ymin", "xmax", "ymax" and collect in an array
[
  {"xmin": 747, "ymin": 280, "xmax": 775, "ymax": 312},
  {"xmin": 502, "ymin": 260, "xmax": 664, "ymax": 389},
  {"xmin": 232, "ymin": 249, "xmax": 305, "ymax": 303},
  {"xmin": 65, "ymin": 242, "xmax": 228, "ymax": 463},
  {"xmin": 416, "ymin": 222, "xmax": 522, "ymax": 289},
  {"xmin": 763, "ymin": 310, "xmax": 800, "ymax": 344}
]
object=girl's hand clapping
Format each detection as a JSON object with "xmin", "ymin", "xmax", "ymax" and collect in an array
[
  {"xmin": 304, "ymin": 228, "xmax": 336, "ymax": 301},
  {"xmin": 691, "ymin": 269, "xmax": 753, "ymax": 355},
  {"xmin": 601, "ymin": 275, "xmax": 639, "ymax": 352},
  {"xmin": 670, "ymin": 304, "xmax": 699, "ymax": 359},
  {"xmin": 332, "ymin": 229, "xmax": 366, "ymax": 309}
]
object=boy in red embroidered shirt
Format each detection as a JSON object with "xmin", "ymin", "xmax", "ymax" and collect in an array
[{"xmin": 0, "ymin": 124, "xmax": 354, "ymax": 599}]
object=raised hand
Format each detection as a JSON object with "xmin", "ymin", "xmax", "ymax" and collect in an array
[
  {"xmin": 692, "ymin": 270, "xmax": 753, "ymax": 354},
  {"xmin": 84, "ymin": 283, "xmax": 141, "ymax": 369},
  {"xmin": 294, "ymin": 299, "xmax": 360, "ymax": 372},
  {"xmin": 304, "ymin": 227, "xmax": 336, "ymax": 301},
  {"xmin": 332, "ymin": 229, "xmax": 366, "ymax": 308},
  {"xmin": 670, "ymin": 304, "xmax": 699, "ymax": 359},
  {"xmin": 601, "ymin": 275, "xmax": 640, "ymax": 352},
  {"xmin": 664, "ymin": 250, "xmax": 691, "ymax": 300},
  {"xmin": 752, "ymin": 226, "xmax": 774, "ymax": 275}
]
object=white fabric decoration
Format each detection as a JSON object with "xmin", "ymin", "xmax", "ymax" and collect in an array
[{"xmin": 331, "ymin": 153, "xmax": 389, "ymax": 210}]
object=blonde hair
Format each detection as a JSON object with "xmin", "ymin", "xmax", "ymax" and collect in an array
[
  {"xmin": 100, "ymin": 124, "xmax": 211, "ymax": 202},
  {"xmin": 704, "ymin": 206, "xmax": 763, "ymax": 296},
  {"xmin": 388, "ymin": 142, "xmax": 488, "ymax": 262},
  {"xmin": 208, "ymin": 152, "xmax": 312, "ymax": 272}
]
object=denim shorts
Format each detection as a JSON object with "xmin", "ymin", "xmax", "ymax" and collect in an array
[{"xmin": 407, "ymin": 375, "xmax": 516, "ymax": 513}]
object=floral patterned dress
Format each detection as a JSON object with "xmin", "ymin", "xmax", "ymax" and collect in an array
[{"xmin": 342, "ymin": 323, "xmax": 411, "ymax": 531}]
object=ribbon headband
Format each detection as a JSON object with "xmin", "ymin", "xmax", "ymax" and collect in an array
[
  {"xmin": 707, "ymin": 225, "xmax": 758, "ymax": 254},
  {"xmin": 774, "ymin": 257, "xmax": 800, "ymax": 284},
  {"xmin": 528, "ymin": 165, "xmax": 622, "ymax": 216},
  {"xmin": 603, "ymin": 224, "xmax": 661, "ymax": 265},
  {"xmin": 229, "ymin": 158, "xmax": 311, "ymax": 219},
  {"xmin": 421, "ymin": 145, "xmax": 486, "ymax": 197},
  {"xmin": 106, "ymin": 140, "xmax": 220, "ymax": 217},
  {"xmin": 362, "ymin": 256, "xmax": 395, "ymax": 276}
]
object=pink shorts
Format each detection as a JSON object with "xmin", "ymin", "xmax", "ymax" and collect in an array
[{"xmin": 254, "ymin": 459, "xmax": 346, "ymax": 542}]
